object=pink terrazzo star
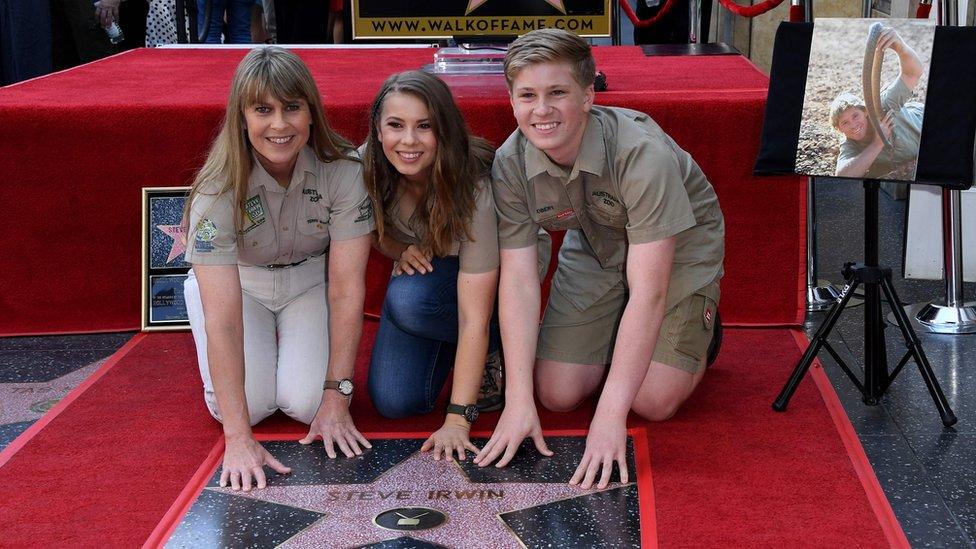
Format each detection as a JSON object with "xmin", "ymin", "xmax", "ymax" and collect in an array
[
  {"xmin": 156, "ymin": 224, "xmax": 187, "ymax": 264},
  {"xmin": 0, "ymin": 360, "xmax": 103, "ymax": 425},
  {"xmin": 210, "ymin": 451, "xmax": 630, "ymax": 548}
]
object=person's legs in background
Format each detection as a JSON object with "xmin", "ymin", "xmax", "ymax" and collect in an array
[
  {"xmin": 223, "ymin": 0, "xmax": 252, "ymax": 43},
  {"xmin": 1, "ymin": 0, "xmax": 52, "ymax": 84},
  {"xmin": 250, "ymin": 0, "xmax": 272, "ymax": 43},
  {"xmin": 273, "ymin": 0, "xmax": 328, "ymax": 44},
  {"xmin": 633, "ymin": 0, "xmax": 690, "ymax": 45},
  {"xmin": 50, "ymin": 0, "xmax": 113, "ymax": 71},
  {"xmin": 196, "ymin": 0, "xmax": 222, "ymax": 43},
  {"xmin": 116, "ymin": 0, "xmax": 147, "ymax": 51}
]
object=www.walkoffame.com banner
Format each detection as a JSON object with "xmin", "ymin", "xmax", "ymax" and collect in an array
[{"xmin": 352, "ymin": 0, "xmax": 611, "ymax": 39}]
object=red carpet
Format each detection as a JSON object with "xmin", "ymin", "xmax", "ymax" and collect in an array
[
  {"xmin": 0, "ymin": 47, "xmax": 805, "ymax": 335},
  {"xmin": 0, "ymin": 326, "xmax": 905, "ymax": 547}
]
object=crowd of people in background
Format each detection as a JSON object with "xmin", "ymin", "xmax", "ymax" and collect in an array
[
  {"xmin": 0, "ymin": 0, "xmax": 694, "ymax": 87},
  {"xmin": 0, "ymin": 0, "xmax": 350, "ymax": 86}
]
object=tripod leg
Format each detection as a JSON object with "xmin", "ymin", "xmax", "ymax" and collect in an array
[
  {"xmin": 862, "ymin": 279, "xmax": 889, "ymax": 405},
  {"xmin": 881, "ymin": 276, "xmax": 958, "ymax": 427},
  {"xmin": 773, "ymin": 278, "xmax": 861, "ymax": 411}
]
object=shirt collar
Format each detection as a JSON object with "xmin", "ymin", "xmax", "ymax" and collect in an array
[
  {"xmin": 249, "ymin": 145, "xmax": 317, "ymax": 192},
  {"xmin": 522, "ymin": 112, "xmax": 606, "ymax": 181}
]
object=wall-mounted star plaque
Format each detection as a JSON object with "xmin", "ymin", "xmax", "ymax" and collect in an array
[
  {"xmin": 141, "ymin": 187, "xmax": 191, "ymax": 331},
  {"xmin": 165, "ymin": 435, "xmax": 644, "ymax": 548}
]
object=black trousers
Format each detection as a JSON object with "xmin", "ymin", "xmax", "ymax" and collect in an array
[
  {"xmin": 274, "ymin": 0, "xmax": 329, "ymax": 44},
  {"xmin": 632, "ymin": 0, "xmax": 712, "ymax": 45}
]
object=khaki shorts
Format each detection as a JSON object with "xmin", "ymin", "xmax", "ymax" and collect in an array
[{"xmin": 537, "ymin": 279, "xmax": 721, "ymax": 374}]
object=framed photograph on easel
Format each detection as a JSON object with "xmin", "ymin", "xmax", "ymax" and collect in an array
[
  {"xmin": 795, "ymin": 18, "xmax": 935, "ymax": 182},
  {"xmin": 755, "ymin": 20, "xmax": 976, "ymax": 427},
  {"xmin": 141, "ymin": 187, "xmax": 192, "ymax": 331}
]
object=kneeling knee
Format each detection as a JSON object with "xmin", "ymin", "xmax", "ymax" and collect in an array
[
  {"xmin": 383, "ymin": 285, "xmax": 442, "ymax": 334},
  {"xmin": 537, "ymin": 386, "xmax": 586, "ymax": 413},
  {"xmin": 369, "ymin": 386, "xmax": 431, "ymax": 419},
  {"xmin": 277, "ymin": 393, "xmax": 321, "ymax": 425},
  {"xmin": 632, "ymin": 397, "xmax": 682, "ymax": 422}
]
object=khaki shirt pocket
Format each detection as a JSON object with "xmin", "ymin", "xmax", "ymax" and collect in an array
[
  {"xmin": 534, "ymin": 208, "xmax": 581, "ymax": 231},
  {"xmin": 295, "ymin": 199, "xmax": 331, "ymax": 257},
  {"xmin": 584, "ymin": 202, "xmax": 627, "ymax": 228},
  {"xmin": 584, "ymin": 203, "xmax": 628, "ymax": 245},
  {"xmin": 239, "ymin": 219, "xmax": 277, "ymax": 264}
]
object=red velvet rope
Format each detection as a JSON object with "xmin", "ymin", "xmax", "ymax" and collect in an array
[
  {"xmin": 788, "ymin": 3, "xmax": 804, "ymax": 22},
  {"xmin": 717, "ymin": 0, "xmax": 786, "ymax": 18},
  {"xmin": 618, "ymin": 0, "xmax": 677, "ymax": 29},
  {"xmin": 916, "ymin": 1, "xmax": 932, "ymax": 18},
  {"xmin": 619, "ymin": 0, "xmax": 792, "ymax": 30}
]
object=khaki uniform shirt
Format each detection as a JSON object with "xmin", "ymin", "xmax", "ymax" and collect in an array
[
  {"xmin": 492, "ymin": 105, "xmax": 724, "ymax": 312},
  {"xmin": 838, "ymin": 78, "xmax": 924, "ymax": 179},
  {"xmin": 185, "ymin": 146, "xmax": 375, "ymax": 266},
  {"xmin": 383, "ymin": 177, "xmax": 500, "ymax": 274}
]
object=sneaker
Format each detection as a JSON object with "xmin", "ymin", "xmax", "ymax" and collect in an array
[{"xmin": 477, "ymin": 350, "xmax": 504, "ymax": 412}]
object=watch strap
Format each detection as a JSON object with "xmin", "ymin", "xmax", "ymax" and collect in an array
[
  {"xmin": 445, "ymin": 403, "xmax": 467, "ymax": 415},
  {"xmin": 323, "ymin": 378, "xmax": 353, "ymax": 396},
  {"xmin": 446, "ymin": 403, "xmax": 479, "ymax": 423}
]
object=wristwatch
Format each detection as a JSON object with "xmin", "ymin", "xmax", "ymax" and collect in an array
[
  {"xmin": 446, "ymin": 403, "xmax": 479, "ymax": 424},
  {"xmin": 323, "ymin": 378, "xmax": 354, "ymax": 396}
]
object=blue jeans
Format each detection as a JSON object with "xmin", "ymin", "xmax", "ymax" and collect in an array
[
  {"xmin": 368, "ymin": 256, "xmax": 500, "ymax": 419},
  {"xmin": 197, "ymin": 0, "xmax": 252, "ymax": 44}
]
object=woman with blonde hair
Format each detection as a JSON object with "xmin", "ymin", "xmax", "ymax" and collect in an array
[
  {"xmin": 363, "ymin": 71, "xmax": 501, "ymax": 460},
  {"xmin": 183, "ymin": 46, "xmax": 374, "ymax": 491}
]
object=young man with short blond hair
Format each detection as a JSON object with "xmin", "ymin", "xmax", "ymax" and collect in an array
[{"xmin": 474, "ymin": 28, "xmax": 725, "ymax": 490}]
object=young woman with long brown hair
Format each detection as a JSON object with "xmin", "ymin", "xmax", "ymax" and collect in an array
[{"xmin": 362, "ymin": 71, "xmax": 502, "ymax": 460}]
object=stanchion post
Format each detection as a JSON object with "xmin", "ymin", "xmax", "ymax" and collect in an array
[
  {"xmin": 897, "ymin": 0, "xmax": 976, "ymax": 334},
  {"xmin": 806, "ymin": 177, "xmax": 842, "ymax": 311},
  {"xmin": 613, "ymin": 0, "xmax": 621, "ymax": 45},
  {"xmin": 939, "ymin": 0, "xmax": 958, "ymax": 25},
  {"xmin": 913, "ymin": 189, "xmax": 976, "ymax": 333}
]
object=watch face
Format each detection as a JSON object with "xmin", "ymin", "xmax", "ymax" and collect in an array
[
  {"xmin": 338, "ymin": 379, "xmax": 354, "ymax": 396},
  {"xmin": 463, "ymin": 405, "xmax": 479, "ymax": 423}
]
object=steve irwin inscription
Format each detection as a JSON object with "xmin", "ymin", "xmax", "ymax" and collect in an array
[{"xmin": 166, "ymin": 437, "xmax": 642, "ymax": 548}]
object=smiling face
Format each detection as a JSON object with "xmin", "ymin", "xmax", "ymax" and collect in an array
[
  {"xmin": 243, "ymin": 95, "xmax": 311, "ymax": 184},
  {"xmin": 509, "ymin": 61, "xmax": 594, "ymax": 167},
  {"xmin": 837, "ymin": 106, "xmax": 872, "ymax": 142},
  {"xmin": 377, "ymin": 92, "xmax": 438, "ymax": 184}
]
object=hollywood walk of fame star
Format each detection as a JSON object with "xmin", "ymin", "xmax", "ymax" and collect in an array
[
  {"xmin": 466, "ymin": 0, "xmax": 566, "ymax": 15},
  {"xmin": 1, "ymin": 359, "xmax": 105, "ymax": 424},
  {"xmin": 205, "ymin": 442, "xmax": 634, "ymax": 548},
  {"xmin": 156, "ymin": 224, "xmax": 187, "ymax": 264}
]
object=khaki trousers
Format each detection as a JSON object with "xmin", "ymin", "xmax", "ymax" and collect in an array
[{"xmin": 184, "ymin": 254, "xmax": 330, "ymax": 425}]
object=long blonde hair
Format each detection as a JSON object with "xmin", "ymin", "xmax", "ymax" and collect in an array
[
  {"xmin": 185, "ymin": 46, "xmax": 356, "ymax": 232},
  {"xmin": 363, "ymin": 71, "xmax": 494, "ymax": 257}
]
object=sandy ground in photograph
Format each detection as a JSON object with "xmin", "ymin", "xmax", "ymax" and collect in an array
[{"xmin": 796, "ymin": 18, "xmax": 934, "ymax": 177}]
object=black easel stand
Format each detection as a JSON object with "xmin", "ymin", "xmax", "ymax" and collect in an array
[{"xmin": 773, "ymin": 180, "xmax": 957, "ymax": 427}]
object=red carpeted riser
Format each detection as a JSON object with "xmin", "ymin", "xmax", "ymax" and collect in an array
[
  {"xmin": 0, "ymin": 48, "xmax": 804, "ymax": 335},
  {"xmin": 0, "ymin": 327, "xmax": 893, "ymax": 547}
]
